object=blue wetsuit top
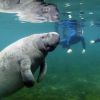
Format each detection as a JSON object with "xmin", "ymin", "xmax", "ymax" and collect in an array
[
  {"xmin": 58, "ymin": 19, "xmax": 86, "ymax": 49},
  {"xmin": 59, "ymin": 19, "xmax": 78, "ymax": 36}
]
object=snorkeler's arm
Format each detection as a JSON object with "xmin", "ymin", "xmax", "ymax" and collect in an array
[
  {"xmin": 80, "ymin": 36, "xmax": 86, "ymax": 54},
  {"xmin": 67, "ymin": 42, "xmax": 71, "ymax": 49},
  {"xmin": 80, "ymin": 36, "xmax": 86, "ymax": 49},
  {"xmin": 66, "ymin": 42, "xmax": 72, "ymax": 53},
  {"xmin": 94, "ymin": 38, "xmax": 100, "ymax": 43},
  {"xmin": 90, "ymin": 38, "xmax": 100, "ymax": 44},
  {"xmin": 66, "ymin": 41, "xmax": 72, "ymax": 54}
]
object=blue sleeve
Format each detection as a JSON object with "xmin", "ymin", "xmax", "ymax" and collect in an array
[
  {"xmin": 95, "ymin": 38, "xmax": 100, "ymax": 43},
  {"xmin": 80, "ymin": 36, "xmax": 86, "ymax": 49},
  {"xmin": 59, "ymin": 20, "xmax": 69, "ymax": 26},
  {"xmin": 59, "ymin": 38, "xmax": 71, "ymax": 49}
]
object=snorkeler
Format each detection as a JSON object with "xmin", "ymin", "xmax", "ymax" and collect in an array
[
  {"xmin": 57, "ymin": 15, "xmax": 86, "ymax": 54},
  {"xmin": 90, "ymin": 38, "xmax": 100, "ymax": 44}
]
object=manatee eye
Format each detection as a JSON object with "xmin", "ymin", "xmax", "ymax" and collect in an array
[{"xmin": 41, "ymin": 36, "xmax": 45, "ymax": 39}]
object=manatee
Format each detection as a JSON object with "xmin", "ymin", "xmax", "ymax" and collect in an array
[
  {"xmin": 0, "ymin": 32, "xmax": 59, "ymax": 98},
  {"xmin": 0, "ymin": 0, "xmax": 59, "ymax": 23}
]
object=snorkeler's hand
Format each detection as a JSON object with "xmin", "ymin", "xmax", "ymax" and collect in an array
[
  {"xmin": 67, "ymin": 49, "xmax": 72, "ymax": 54},
  {"xmin": 82, "ymin": 49, "xmax": 86, "ymax": 54},
  {"xmin": 90, "ymin": 40, "xmax": 95, "ymax": 44}
]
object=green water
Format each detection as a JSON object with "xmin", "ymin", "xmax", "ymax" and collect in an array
[{"xmin": 1, "ymin": 0, "xmax": 100, "ymax": 100}]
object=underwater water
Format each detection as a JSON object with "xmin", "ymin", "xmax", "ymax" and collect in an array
[{"xmin": 0, "ymin": 0, "xmax": 100, "ymax": 100}]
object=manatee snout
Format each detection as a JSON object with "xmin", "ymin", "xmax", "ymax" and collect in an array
[
  {"xmin": 46, "ymin": 32, "xmax": 60, "ymax": 51},
  {"xmin": 49, "ymin": 32, "xmax": 60, "ymax": 45}
]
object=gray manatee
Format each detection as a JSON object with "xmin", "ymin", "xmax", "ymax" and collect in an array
[
  {"xmin": 0, "ymin": 32, "xmax": 59, "ymax": 98},
  {"xmin": 0, "ymin": 0, "xmax": 59, "ymax": 23}
]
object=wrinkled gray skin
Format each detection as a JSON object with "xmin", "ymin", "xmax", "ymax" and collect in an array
[
  {"xmin": 0, "ymin": 32, "xmax": 59, "ymax": 98},
  {"xmin": 0, "ymin": 0, "xmax": 59, "ymax": 22}
]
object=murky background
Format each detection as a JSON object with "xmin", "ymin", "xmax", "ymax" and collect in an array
[{"xmin": 0, "ymin": 0, "xmax": 100, "ymax": 100}]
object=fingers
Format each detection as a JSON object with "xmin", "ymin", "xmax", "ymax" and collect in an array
[
  {"xmin": 90, "ymin": 40, "xmax": 95, "ymax": 44},
  {"xmin": 82, "ymin": 49, "xmax": 86, "ymax": 54},
  {"xmin": 67, "ymin": 49, "xmax": 72, "ymax": 54}
]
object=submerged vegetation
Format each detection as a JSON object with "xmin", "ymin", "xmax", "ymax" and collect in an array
[{"xmin": 3, "ymin": 70, "xmax": 100, "ymax": 100}]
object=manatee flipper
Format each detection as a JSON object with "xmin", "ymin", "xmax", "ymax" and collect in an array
[
  {"xmin": 37, "ymin": 60, "xmax": 47, "ymax": 82},
  {"xmin": 20, "ymin": 56, "xmax": 36, "ymax": 88}
]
